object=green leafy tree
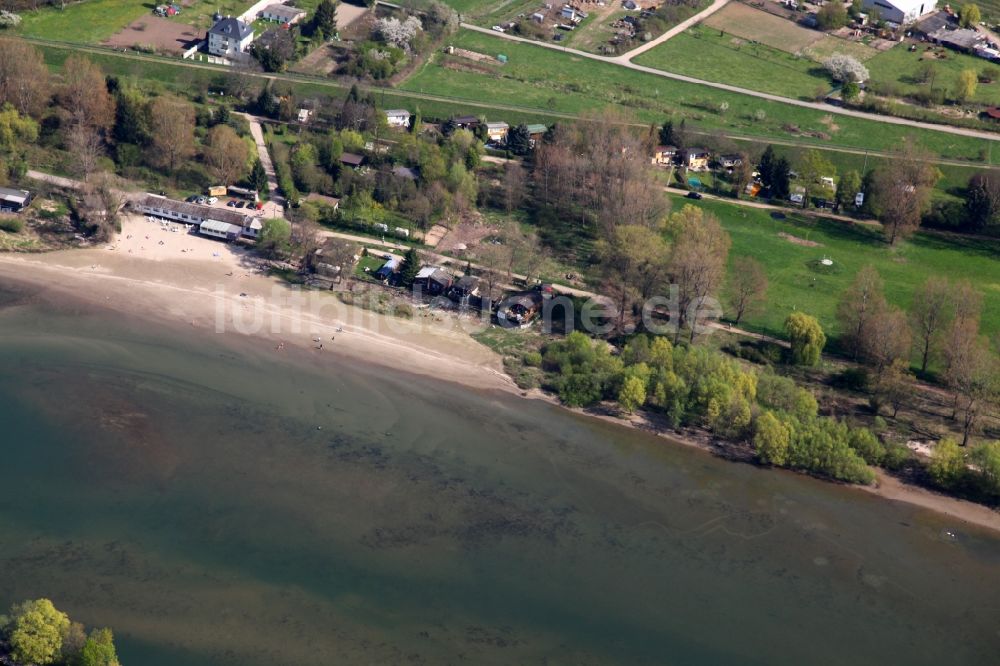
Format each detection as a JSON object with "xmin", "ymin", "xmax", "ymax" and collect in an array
[
  {"xmin": 658, "ymin": 119, "xmax": 676, "ymax": 146},
  {"xmin": 399, "ymin": 247, "xmax": 421, "ymax": 287},
  {"xmin": 964, "ymin": 171, "xmax": 1000, "ymax": 229},
  {"xmin": 836, "ymin": 169, "xmax": 862, "ymax": 210},
  {"xmin": 929, "ymin": 438, "xmax": 965, "ymax": 488},
  {"xmin": 313, "ymin": 0, "xmax": 338, "ymax": 39},
  {"xmin": 258, "ymin": 218, "xmax": 291, "ymax": 258},
  {"xmin": 753, "ymin": 411, "xmax": 792, "ymax": 465},
  {"xmin": 618, "ymin": 375, "xmax": 647, "ymax": 414},
  {"xmin": 816, "ymin": 1, "xmax": 848, "ymax": 29},
  {"xmin": 971, "ymin": 441, "xmax": 1000, "ymax": 495},
  {"xmin": 785, "ymin": 312, "xmax": 826, "ymax": 366},
  {"xmin": 76, "ymin": 627, "xmax": 121, "ymax": 666},
  {"xmin": 954, "ymin": 68, "xmax": 978, "ymax": 103},
  {"xmin": 959, "ymin": 3, "xmax": 981, "ymax": 27},
  {"xmin": 841, "ymin": 81, "xmax": 860, "ymax": 103},
  {"xmin": 0, "ymin": 102, "xmax": 37, "ymax": 153},
  {"xmin": 4, "ymin": 599, "xmax": 70, "ymax": 665}
]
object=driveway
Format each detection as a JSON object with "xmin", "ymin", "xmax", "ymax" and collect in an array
[
  {"xmin": 612, "ymin": 0, "xmax": 730, "ymax": 63},
  {"xmin": 240, "ymin": 113, "xmax": 285, "ymax": 219}
]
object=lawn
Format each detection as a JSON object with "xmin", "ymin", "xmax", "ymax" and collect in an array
[
  {"xmin": 634, "ymin": 26, "xmax": 831, "ymax": 101},
  {"xmin": 866, "ymin": 43, "xmax": 1000, "ymax": 107},
  {"xmin": 400, "ymin": 29, "xmax": 994, "ymax": 162},
  {"xmin": 669, "ymin": 194, "xmax": 1000, "ymax": 348},
  {"xmin": 18, "ymin": 0, "xmax": 151, "ymax": 44}
]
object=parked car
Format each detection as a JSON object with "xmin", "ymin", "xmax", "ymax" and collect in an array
[
  {"xmin": 196, "ymin": 196, "xmax": 208, "ymax": 204},
  {"xmin": 234, "ymin": 201, "xmax": 246, "ymax": 209},
  {"xmin": 226, "ymin": 199, "xmax": 238, "ymax": 207},
  {"xmin": 686, "ymin": 191, "xmax": 703, "ymax": 200},
  {"xmin": 207, "ymin": 197, "xmax": 218, "ymax": 204},
  {"xmin": 492, "ymin": 25, "xmax": 505, "ymax": 32},
  {"xmin": 185, "ymin": 195, "xmax": 199, "ymax": 203}
]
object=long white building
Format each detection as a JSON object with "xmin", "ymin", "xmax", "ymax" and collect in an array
[{"xmin": 862, "ymin": 0, "xmax": 936, "ymax": 24}]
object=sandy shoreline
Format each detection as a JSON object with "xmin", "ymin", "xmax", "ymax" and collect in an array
[{"xmin": 2, "ymin": 214, "xmax": 999, "ymax": 535}]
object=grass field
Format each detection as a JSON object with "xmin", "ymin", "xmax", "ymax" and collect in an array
[
  {"xmin": 867, "ymin": 43, "xmax": 1000, "ymax": 107},
  {"xmin": 802, "ymin": 34, "xmax": 881, "ymax": 63},
  {"xmin": 401, "ymin": 29, "xmax": 994, "ymax": 162},
  {"xmin": 18, "ymin": 0, "xmax": 151, "ymax": 44},
  {"xmin": 634, "ymin": 26, "xmax": 831, "ymax": 100},
  {"xmin": 671, "ymin": 194, "xmax": 1000, "ymax": 347},
  {"xmin": 703, "ymin": 3, "xmax": 822, "ymax": 54}
]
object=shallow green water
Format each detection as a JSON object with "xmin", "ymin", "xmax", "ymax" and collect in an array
[{"xmin": 0, "ymin": 283, "xmax": 999, "ymax": 665}]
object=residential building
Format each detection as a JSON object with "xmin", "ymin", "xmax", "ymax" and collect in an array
[
  {"xmin": 340, "ymin": 152, "xmax": 365, "ymax": 169},
  {"xmin": 258, "ymin": 3, "xmax": 307, "ymax": 25},
  {"xmin": 199, "ymin": 219, "xmax": 244, "ymax": 241},
  {"xmin": 385, "ymin": 109, "xmax": 412, "ymax": 128},
  {"xmin": 486, "ymin": 121, "xmax": 509, "ymax": 143},
  {"xmin": 452, "ymin": 115, "xmax": 480, "ymax": 129},
  {"xmin": 526, "ymin": 123, "xmax": 547, "ymax": 147},
  {"xmin": 861, "ymin": 0, "xmax": 936, "ymax": 25},
  {"xmin": 412, "ymin": 266, "xmax": 453, "ymax": 296},
  {"xmin": 305, "ymin": 192, "xmax": 341, "ymax": 210},
  {"xmin": 719, "ymin": 154, "xmax": 743, "ymax": 169},
  {"xmin": 207, "ymin": 17, "xmax": 254, "ymax": 57},
  {"xmin": 0, "ymin": 187, "xmax": 32, "ymax": 212},
  {"xmin": 651, "ymin": 145, "xmax": 677, "ymax": 166},
  {"xmin": 683, "ymin": 148, "xmax": 710, "ymax": 171},
  {"xmin": 135, "ymin": 194, "xmax": 257, "ymax": 239}
]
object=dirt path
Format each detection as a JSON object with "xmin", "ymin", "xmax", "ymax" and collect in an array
[
  {"xmin": 240, "ymin": 113, "xmax": 284, "ymax": 218},
  {"xmin": 459, "ymin": 23, "xmax": 1000, "ymax": 144},
  {"xmin": 613, "ymin": 0, "xmax": 730, "ymax": 62}
]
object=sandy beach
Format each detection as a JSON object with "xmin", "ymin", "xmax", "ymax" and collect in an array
[
  {"xmin": 2, "ymin": 213, "xmax": 999, "ymax": 535},
  {"xmin": 0, "ymin": 215, "xmax": 515, "ymax": 393}
]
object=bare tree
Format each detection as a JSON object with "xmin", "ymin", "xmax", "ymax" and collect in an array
[
  {"xmin": 79, "ymin": 171, "xmax": 128, "ymax": 241},
  {"xmin": 910, "ymin": 276, "xmax": 955, "ymax": 373},
  {"xmin": 942, "ymin": 317, "xmax": 998, "ymax": 445},
  {"xmin": 728, "ymin": 256, "xmax": 768, "ymax": 325},
  {"xmin": 149, "ymin": 96, "xmax": 195, "ymax": 173},
  {"xmin": 837, "ymin": 265, "xmax": 887, "ymax": 359},
  {"xmin": 869, "ymin": 139, "xmax": 938, "ymax": 245},
  {"xmin": 859, "ymin": 306, "xmax": 911, "ymax": 381},
  {"xmin": 0, "ymin": 38, "xmax": 49, "ymax": 118},
  {"xmin": 667, "ymin": 205, "xmax": 731, "ymax": 342},
  {"xmin": 60, "ymin": 55, "xmax": 114, "ymax": 132},
  {"xmin": 872, "ymin": 358, "xmax": 913, "ymax": 418},
  {"xmin": 204, "ymin": 124, "xmax": 250, "ymax": 186},
  {"xmin": 65, "ymin": 123, "xmax": 104, "ymax": 181},
  {"xmin": 596, "ymin": 224, "xmax": 668, "ymax": 331},
  {"xmin": 500, "ymin": 161, "xmax": 526, "ymax": 215}
]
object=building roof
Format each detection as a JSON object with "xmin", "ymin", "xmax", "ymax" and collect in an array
[
  {"xmin": 200, "ymin": 219, "xmax": 243, "ymax": 235},
  {"xmin": 137, "ymin": 194, "xmax": 251, "ymax": 227},
  {"xmin": 340, "ymin": 152, "xmax": 365, "ymax": 167},
  {"xmin": 525, "ymin": 123, "xmax": 547, "ymax": 134},
  {"xmin": 655, "ymin": 145, "xmax": 677, "ymax": 152},
  {"xmin": 486, "ymin": 121, "xmax": 509, "ymax": 130},
  {"xmin": 415, "ymin": 266, "xmax": 451, "ymax": 282},
  {"xmin": 985, "ymin": 107, "xmax": 1000, "ymax": 119},
  {"xmin": 916, "ymin": 10, "xmax": 953, "ymax": 34},
  {"xmin": 454, "ymin": 275, "xmax": 480, "ymax": 289},
  {"xmin": 209, "ymin": 17, "xmax": 253, "ymax": 40},
  {"xmin": 260, "ymin": 3, "xmax": 306, "ymax": 19},
  {"xmin": 453, "ymin": 115, "xmax": 479, "ymax": 125},
  {"xmin": 0, "ymin": 186, "xmax": 30, "ymax": 204},
  {"xmin": 385, "ymin": 109, "xmax": 411, "ymax": 117},
  {"xmin": 685, "ymin": 147, "xmax": 710, "ymax": 156},
  {"xmin": 392, "ymin": 166, "xmax": 419, "ymax": 180},
  {"xmin": 932, "ymin": 27, "xmax": 984, "ymax": 50},
  {"xmin": 305, "ymin": 192, "xmax": 341, "ymax": 208}
]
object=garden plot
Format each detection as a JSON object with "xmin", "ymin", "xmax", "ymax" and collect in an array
[
  {"xmin": 103, "ymin": 17, "xmax": 203, "ymax": 55},
  {"xmin": 703, "ymin": 2, "xmax": 823, "ymax": 54}
]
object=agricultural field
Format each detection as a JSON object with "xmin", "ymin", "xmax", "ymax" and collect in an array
[
  {"xmin": 400, "ymin": 29, "xmax": 995, "ymax": 162},
  {"xmin": 634, "ymin": 26, "xmax": 831, "ymax": 100},
  {"xmin": 866, "ymin": 42, "xmax": 1000, "ymax": 107},
  {"xmin": 675, "ymin": 194, "xmax": 1000, "ymax": 346},
  {"xmin": 15, "ymin": 0, "xmax": 255, "ymax": 45},
  {"xmin": 702, "ymin": 2, "xmax": 822, "ymax": 53}
]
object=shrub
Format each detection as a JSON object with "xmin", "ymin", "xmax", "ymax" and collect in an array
[
  {"xmin": 522, "ymin": 351, "xmax": 543, "ymax": 367},
  {"xmin": 823, "ymin": 54, "xmax": 869, "ymax": 83},
  {"xmin": 0, "ymin": 216, "xmax": 23, "ymax": 233},
  {"xmin": 784, "ymin": 312, "xmax": 826, "ymax": 366}
]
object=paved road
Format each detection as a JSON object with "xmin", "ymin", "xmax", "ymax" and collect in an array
[
  {"xmin": 241, "ymin": 113, "xmax": 285, "ymax": 219},
  {"xmin": 461, "ymin": 23, "xmax": 1000, "ymax": 143},
  {"xmin": 611, "ymin": 0, "xmax": 730, "ymax": 63}
]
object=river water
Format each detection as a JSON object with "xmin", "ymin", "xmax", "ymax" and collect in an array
[{"xmin": 0, "ymin": 283, "xmax": 998, "ymax": 665}]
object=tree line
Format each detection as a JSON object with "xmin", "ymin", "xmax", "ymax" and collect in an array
[{"xmin": 0, "ymin": 598, "xmax": 119, "ymax": 666}]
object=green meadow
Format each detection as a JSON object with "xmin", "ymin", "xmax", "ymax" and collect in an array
[
  {"xmin": 401, "ymin": 29, "xmax": 996, "ymax": 163},
  {"xmin": 671, "ymin": 194, "xmax": 1000, "ymax": 347},
  {"xmin": 18, "ymin": 0, "xmax": 150, "ymax": 44}
]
